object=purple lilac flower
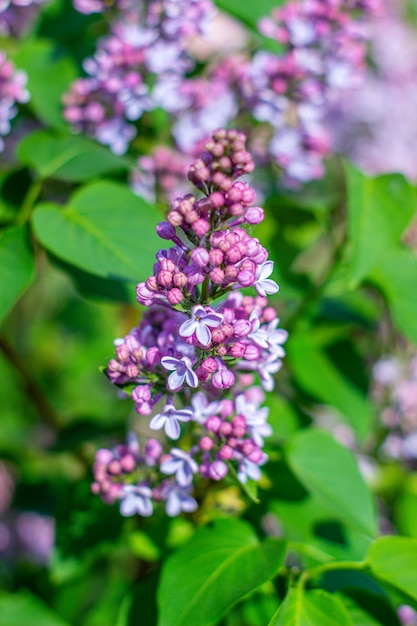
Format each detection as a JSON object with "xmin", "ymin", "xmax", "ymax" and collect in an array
[
  {"xmin": 160, "ymin": 448, "xmax": 199, "ymax": 486},
  {"xmin": 119, "ymin": 484, "xmax": 153, "ymax": 517},
  {"xmin": 179, "ymin": 305, "xmax": 223, "ymax": 347},
  {"xmin": 254, "ymin": 261, "xmax": 279, "ymax": 297},
  {"xmin": 149, "ymin": 402, "xmax": 193, "ymax": 439},
  {"xmin": 164, "ymin": 484, "xmax": 198, "ymax": 517},
  {"xmin": 161, "ymin": 356, "xmax": 198, "ymax": 391},
  {"xmin": 0, "ymin": 52, "xmax": 29, "ymax": 152}
]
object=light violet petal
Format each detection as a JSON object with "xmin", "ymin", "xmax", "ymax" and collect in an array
[
  {"xmin": 177, "ymin": 464, "xmax": 193, "ymax": 487},
  {"xmin": 167, "ymin": 370, "xmax": 185, "ymax": 391},
  {"xmin": 179, "ymin": 319, "xmax": 197, "ymax": 338},
  {"xmin": 161, "ymin": 356, "xmax": 181, "ymax": 371},
  {"xmin": 203, "ymin": 313, "xmax": 223, "ymax": 327},
  {"xmin": 120, "ymin": 494, "xmax": 138, "ymax": 517},
  {"xmin": 261, "ymin": 279, "xmax": 279, "ymax": 295},
  {"xmin": 259, "ymin": 260, "xmax": 274, "ymax": 280},
  {"xmin": 137, "ymin": 497, "xmax": 153, "ymax": 517},
  {"xmin": 185, "ymin": 368, "xmax": 199, "ymax": 388},
  {"xmin": 160, "ymin": 458, "xmax": 181, "ymax": 474},
  {"xmin": 166, "ymin": 492, "xmax": 181, "ymax": 517},
  {"xmin": 181, "ymin": 494, "xmax": 198, "ymax": 513},
  {"xmin": 165, "ymin": 418, "xmax": 181, "ymax": 440},
  {"xmin": 196, "ymin": 323, "xmax": 211, "ymax": 346},
  {"xmin": 149, "ymin": 413, "xmax": 166, "ymax": 430}
]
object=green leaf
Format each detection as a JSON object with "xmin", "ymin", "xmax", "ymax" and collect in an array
[
  {"xmin": 32, "ymin": 181, "xmax": 161, "ymax": 282},
  {"xmin": 157, "ymin": 519, "xmax": 286, "ymax": 626},
  {"xmin": 0, "ymin": 591, "xmax": 70, "ymax": 626},
  {"xmin": 13, "ymin": 39, "xmax": 77, "ymax": 130},
  {"xmin": 367, "ymin": 536, "xmax": 417, "ymax": 602},
  {"xmin": 370, "ymin": 248, "xmax": 417, "ymax": 345},
  {"xmin": 268, "ymin": 588, "xmax": 352, "ymax": 626},
  {"xmin": 288, "ymin": 332, "xmax": 372, "ymax": 439},
  {"xmin": 287, "ymin": 429, "xmax": 377, "ymax": 538},
  {"xmin": 0, "ymin": 226, "xmax": 35, "ymax": 325},
  {"xmin": 215, "ymin": 0, "xmax": 284, "ymax": 29},
  {"xmin": 345, "ymin": 165, "xmax": 416, "ymax": 287},
  {"xmin": 17, "ymin": 131, "xmax": 129, "ymax": 181}
]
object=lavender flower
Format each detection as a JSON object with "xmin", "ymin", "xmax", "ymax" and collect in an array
[
  {"xmin": 161, "ymin": 356, "xmax": 198, "ymax": 391},
  {"xmin": 179, "ymin": 305, "xmax": 223, "ymax": 347},
  {"xmin": 160, "ymin": 448, "xmax": 199, "ymax": 486},
  {"xmin": 120, "ymin": 485, "xmax": 153, "ymax": 517}
]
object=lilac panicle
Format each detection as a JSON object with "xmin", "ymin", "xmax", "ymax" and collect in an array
[{"xmin": 95, "ymin": 130, "xmax": 287, "ymax": 517}]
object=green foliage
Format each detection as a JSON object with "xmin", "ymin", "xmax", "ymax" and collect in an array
[
  {"xmin": 287, "ymin": 429, "xmax": 377, "ymax": 537},
  {"xmin": 0, "ymin": 225, "xmax": 35, "ymax": 324},
  {"xmin": 268, "ymin": 588, "xmax": 352, "ymax": 626},
  {"xmin": 157, "ymin": 519, "xmax": 286, "ymax": 626},
  {"xmin": 32, "ymin": 181, "xmax": 161, "ymax": 281},
  {"xmin": 367, "ymin": 536, "xmax": 417, "ymax": 602},
  {"xmin": 18, "ymin": 131, "xmax": 130, "ymax": 182}
]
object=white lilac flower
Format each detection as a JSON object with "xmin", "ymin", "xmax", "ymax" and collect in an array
[
  {"xmin": 235, "ymin": 394, "xmax": 272, "ymax": 446},
  {"xmin": 119, "ymin": 485, "xmax": 153, "ymax": 517},
  {"xmin": 237, "ymin": 457, "xmax": 266, "ymax": 484},
  {"xmin": 161, "ymin": 355, "xmax": 198, "ymax": 391},
  {"xmin": 150, "ymin": 402, "xmax": 193, "ymax": 439},
  {"xmin": 264, "ymin": 319, "xmax": 288, "ymax": 356},
  {"xmin": 253, "ymin": 261, "xmax": 279, "ymax": 297},
  {"xmin": 179, "ymin": 305, "xmax": 223, "ymax": 347},
  {"xmin": 160, "ymin": 448, "xmax": 199, "ymax": 486},
  {"xmin": 239, "ymin": 352, "xmax": 283, "ymax": 391}
]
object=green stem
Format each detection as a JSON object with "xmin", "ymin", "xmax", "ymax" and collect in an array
[
  {"xmin": 15, "ymin": 179, "xmax": 43, "ymax": 227},
  {"xmin": 298, "ymin": 559, "xmax": 366, "ymax": 591},
  {"xmin": 0, "ymin": 335, "xmax": 62, "ymax": 431}
]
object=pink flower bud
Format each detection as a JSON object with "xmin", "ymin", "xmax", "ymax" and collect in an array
[
  {"xmin": 185, "ymin": 209, "xmax": 199, "ymax": 224},
  {"xmin": 219, "ymin": 445, "xmax": 234, "ymax": 460},
  {"xmin": 209, "ymin": 191, "xmax": 225, "ymax": 208},
  {"xmin": 245, "ymin": 207, "xmax": 264, "ymax": 224},
  {"xmin": 167, "ymin": 210, "xmax": 183, "ymax": 226},
  {"xmin": 248, "ymin": 448, "xmax": 264, "ymax": 463},
  {"xmin": 220, "ymin": 399, "xmax": 234, "ymax": 417},
  {"xmin": 226, "ymin": 245, "xmax": 244, "ymax": 264},
  {"xmin": 146, "ymin": 347, "xmax": 161, "ymax": 367},
  {"xmin": 209, "ymin": 248, "xmax": 224, "ymax": 266},
  {"xmin": 145, "ymin": 276, "xmax": 158, "ymax": 291},
  {"xmin": 241, "ymin": 441, "xmax": 255, "ymax": 456},
  {"xmin": 136, "ymin": 283, "xmax": 154, "ymax": 306},
  {"xmin": 209, "ymin": 460, "xmax": 228, "ymax": 480},
  {"xmin": 191, "ymin": 247, "xmax": 209, "ymax": 267},
  {"xmin": 224, "ymin": 265, "xmax": 238, "ymax": 281},
  {"xmin": 120, "ymin": 454, "xmax": 136, "ymax": 472},
  {"xmin": 173, "ymin": 272, "xmax": 188, "ymax": 288},
  {"xmin": 230, "ymin": 342, "xmax": 246, "ymax": 358},
  {"xmin": 233, "ymin": 319, "xmax": 251, "ymax": 337},
  {"xmin": 157, "ymin": 270, "xmax": 173, "ymax": 287},
  {"xmin": 210, "ymin": 267, "xmax": 225, "ymax": 284},
  {"xmin": 202, "ymin": 357, "xmax": 217, "ymax": 373},
  {"xmin": 211, "ymin": 328, "xmax": 225, "ymax": 343},
  {"xmin": 206, "ymin": 416, "xmax": 222, "ymax": 432},
  {"xmin": 219, "ymin": 421, "xmax": 232, "ymax": 436},
  {"xmin": 212, "ymin": 369, "xmax": 235, "ymax": 389},
  {"xmin": 263, "ymin": 307, "xmax": 277, "ymax": 322},
  {"xmin": 229, "ymin": 202, "xmax": 244, "ymax": 216},
  {"xmin": 200, "ymin": 436, "xmax": 214, "ymax": 451},
  {"xmin": 244, "ymin": 344, "xmax": 261, "ymax": 361},
  {"xmin": 108, "ymin": 460, "xmax": 121, "ymax": 475},
  {"xmin": 237, "ymin": 269, "xmax": 255, "ymax": 287},
  {"xmin": 96, "ymin": 449, "xmax": 113, "ymax": 465},
  {"xmin": 145, "ymin": 439, "xmax": 163, "ymax": 460},
  {"xmin": 167, "ymin": 288, "xmax": 184, "ymax": 304},
  {"xmin": 192, "ymin": 218, "xmax": 210, "ymax": 237}
]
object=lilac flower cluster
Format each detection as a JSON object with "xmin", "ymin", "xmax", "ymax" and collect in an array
[
  {"xmin": 64, "ymin": 0, "xmax": 215, "ymax": 153},
  {"xmin": 94, "ymin": 130, "xmax": 287, "ymax": 517},
  {"xmin": 244, "ymin": 0, "xmax": 382, "ymax": 184},
  {"xmin": 0, "ymin": 52, "xmax": 29, "ymax": 153},
  {"xmin": 372, "ymin": 351, "xmax": 417, "ymax": 463},
  {"xmin": 327, "ymin": 6, "xmax": 417, "ymax": 181}
]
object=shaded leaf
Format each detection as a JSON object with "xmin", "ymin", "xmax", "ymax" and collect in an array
[
  {"xmin": 0, "ymin": 226, "xmax": 35, "ymax": 325},
  {"xmin": 13, "ymin": 39, "xmax": 77, "ymax": 130},
  {"xmin": 288, "ymin": 332, "xmax": 372, "ymax": 439},
  {"xmin": 345, "ymin": 165, "xmax": 416, "ymax": 287},
  {"xmin": 0, "ymin": 591, "xmax": 70, "ymax": 626},
  {"xmin": 370, "ymin": 248, "xmax": 417, "ymax": 345},
  {"xmin": 367, "ymin": 536, "xmax": 417, "ymax": 602},
  {"xmin": 287, "ymin": 429, "xmax": 377, "ymax": 537},
  {"xmin": 157, "ymin": 519, "xmax": 286, "ymax": 626}
]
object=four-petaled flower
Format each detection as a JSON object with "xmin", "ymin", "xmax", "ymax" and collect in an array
[
  {"xmin": 160, "ymin": 448, "xmax": 199, "ymax": 486},
  {"xmin": 119, "ymin": 484, "xmax": 153, "ymax": 517},
  {"xmin": 150, "ymin": 402, "xmax": 193, "ymax": 439},
  {"xmin": 161, "ymin": 355, "xmax": 198, "ymax": 391},
  {"xmin": 179, "ymin": 305, "xmax": 223, "ymax": 346},
  {"xmin": 164, "ymin": 484, "xmax": 198, "ymax": 517},
  {"xmin": 254, "ymin": 261, "xmax": 279, "ymax": 297}
]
